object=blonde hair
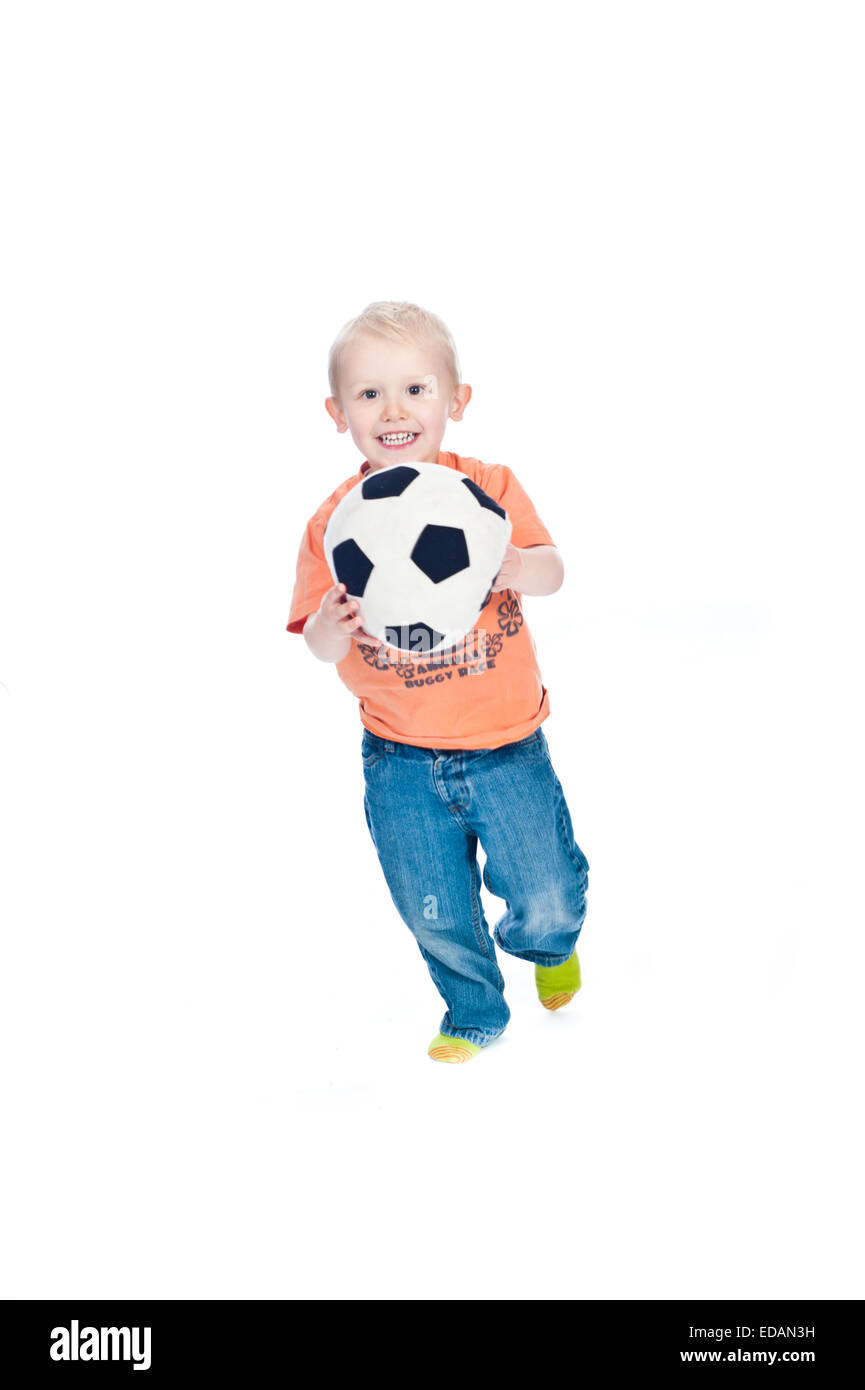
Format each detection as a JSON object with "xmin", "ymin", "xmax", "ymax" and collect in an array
[{"xmin": 327, "ymin": 300, "xmax": 462, "ymax": 399}]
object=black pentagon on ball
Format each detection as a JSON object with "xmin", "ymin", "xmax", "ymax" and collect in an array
[
  {"xmin": 361, "ymin": 466, "xmax": 420, "ymax": 499},
  {"xmin": 410, "ymin": 524, "xmax": 470, "ymax": 583},
  {"xmin": 384, "ymin": 622, "xmax": 447, "ymax": 654},
  {"xmin": 461, "ymin": 476, "xmax": 506, "ymax": 520},
  {"xmin": 332, "ymin": 537, "xmax": 374, "ymax": 597}
]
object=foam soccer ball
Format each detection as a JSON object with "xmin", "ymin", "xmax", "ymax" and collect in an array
[{"xmin": 323, "ymin": 462, "xmax": 512, "ymax": 655}]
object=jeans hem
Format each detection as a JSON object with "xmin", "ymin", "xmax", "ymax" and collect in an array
[
  {"xmin": 493, "ymin": 937, "xmax": 578, "ymax": 967},
  {"xmin": 439, "ymin": 1025, "xmax": 504, "ymax": 1047}
]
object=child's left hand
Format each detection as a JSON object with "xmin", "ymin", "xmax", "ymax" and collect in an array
[{"xmin": 491, "ymin": 543, "xmax": 524, "ymax": 592}]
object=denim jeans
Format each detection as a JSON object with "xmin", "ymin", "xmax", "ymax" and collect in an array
[{"xmin": 361, "ymin": 725, "xmax": 589, "ymax": 1046}]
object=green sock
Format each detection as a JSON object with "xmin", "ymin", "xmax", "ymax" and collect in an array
[
  {"xmin": 535, "ymin": 949, "xmax": 581, "ymax": 1010},
  {"xmin": 428, "ymin": 1032, "xmax": 483, "ymax": 1063}
]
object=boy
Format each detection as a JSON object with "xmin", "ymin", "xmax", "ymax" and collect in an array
[{"xmin": 286, "ymin": 301, "xmax": 589, "ymax": 1063}]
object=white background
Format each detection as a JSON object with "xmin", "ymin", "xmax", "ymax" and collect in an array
[{"xmin": 1, "ymin": 0, "xmax": 862, "ymax": 1300}]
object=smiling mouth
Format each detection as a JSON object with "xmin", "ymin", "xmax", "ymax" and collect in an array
[{"xmin": 378, "ymin": 431, "xmax": 418, "ymax": 447}]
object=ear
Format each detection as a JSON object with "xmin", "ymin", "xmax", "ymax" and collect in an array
[
  {"xmin": 325, "ymin": 397, "xmax": 349, "ymax": 433},
  {"xmin": 449, "ymin": 383, "xmax": 472, "ymax": 422}
]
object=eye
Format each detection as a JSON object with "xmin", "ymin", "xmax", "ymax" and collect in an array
[
  {"xmin": 361, "ymin": 389, "xmax": 378, "ymax": 400},
  {"xmin": 408, "ymin": 384, "xmax": 425, "ymax": 396}
]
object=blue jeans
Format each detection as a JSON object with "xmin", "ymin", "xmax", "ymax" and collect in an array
[{"xmin": 361, "ymin": 725, "xmax": 589, "ymax": 1046}]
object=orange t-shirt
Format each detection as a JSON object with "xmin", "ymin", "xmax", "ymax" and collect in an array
[{"xmin": 285, "ymin": 451, "xmax": 555, "ymax": 750}]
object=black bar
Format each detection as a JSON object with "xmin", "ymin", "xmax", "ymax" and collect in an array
[{"xmin": 2, "ymin": 1300, "xmax": 861, "ymax": 1377}]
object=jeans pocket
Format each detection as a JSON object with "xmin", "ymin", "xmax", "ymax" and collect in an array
[
  {"xmin": 361, "ymin": 732, "xmax": 390, "ymax": 770},
  {"xmin": 507, "ymin": 729, "xmax": 542, "ymax": 751}
]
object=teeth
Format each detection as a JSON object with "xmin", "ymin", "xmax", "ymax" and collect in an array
[{"xmin": 380, "ymin": 432, "xmax": 416, "ymax": 444}]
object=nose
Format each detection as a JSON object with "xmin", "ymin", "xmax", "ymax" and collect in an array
[{"xmin": 380, "ymin": 393, "xmax": 408, "ymax": 422}]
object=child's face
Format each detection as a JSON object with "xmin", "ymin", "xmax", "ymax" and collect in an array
[{"xmin": 325, "ymin": 333, "xmax": 471, "ymax": 470}]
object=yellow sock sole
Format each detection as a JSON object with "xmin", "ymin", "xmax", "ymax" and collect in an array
[
  {"xmin": 540, "ymin": 990, "xmax": 577, "ymax": 1011},
  {"xmin": 428, "ymin": 1032, "xmax": 483, "ymax": 1063}
]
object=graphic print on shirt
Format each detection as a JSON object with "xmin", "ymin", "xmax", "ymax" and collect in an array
[{"xmin": 358, "ymin": 593, "xmax": 523, "ymax": 690}]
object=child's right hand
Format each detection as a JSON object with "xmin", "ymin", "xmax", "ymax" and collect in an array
[{"xmin": 316, "ymin": 582, "xmax": 378, "ymax": 646}]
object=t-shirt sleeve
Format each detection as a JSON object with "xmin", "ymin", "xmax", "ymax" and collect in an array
[
  {"xmin": 474, "ymin": 462, "xmax": 555, "ymax": 549},
  {"xmin": 285, "ymin": 513, "xmax": 335, "ymax": 634}
]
